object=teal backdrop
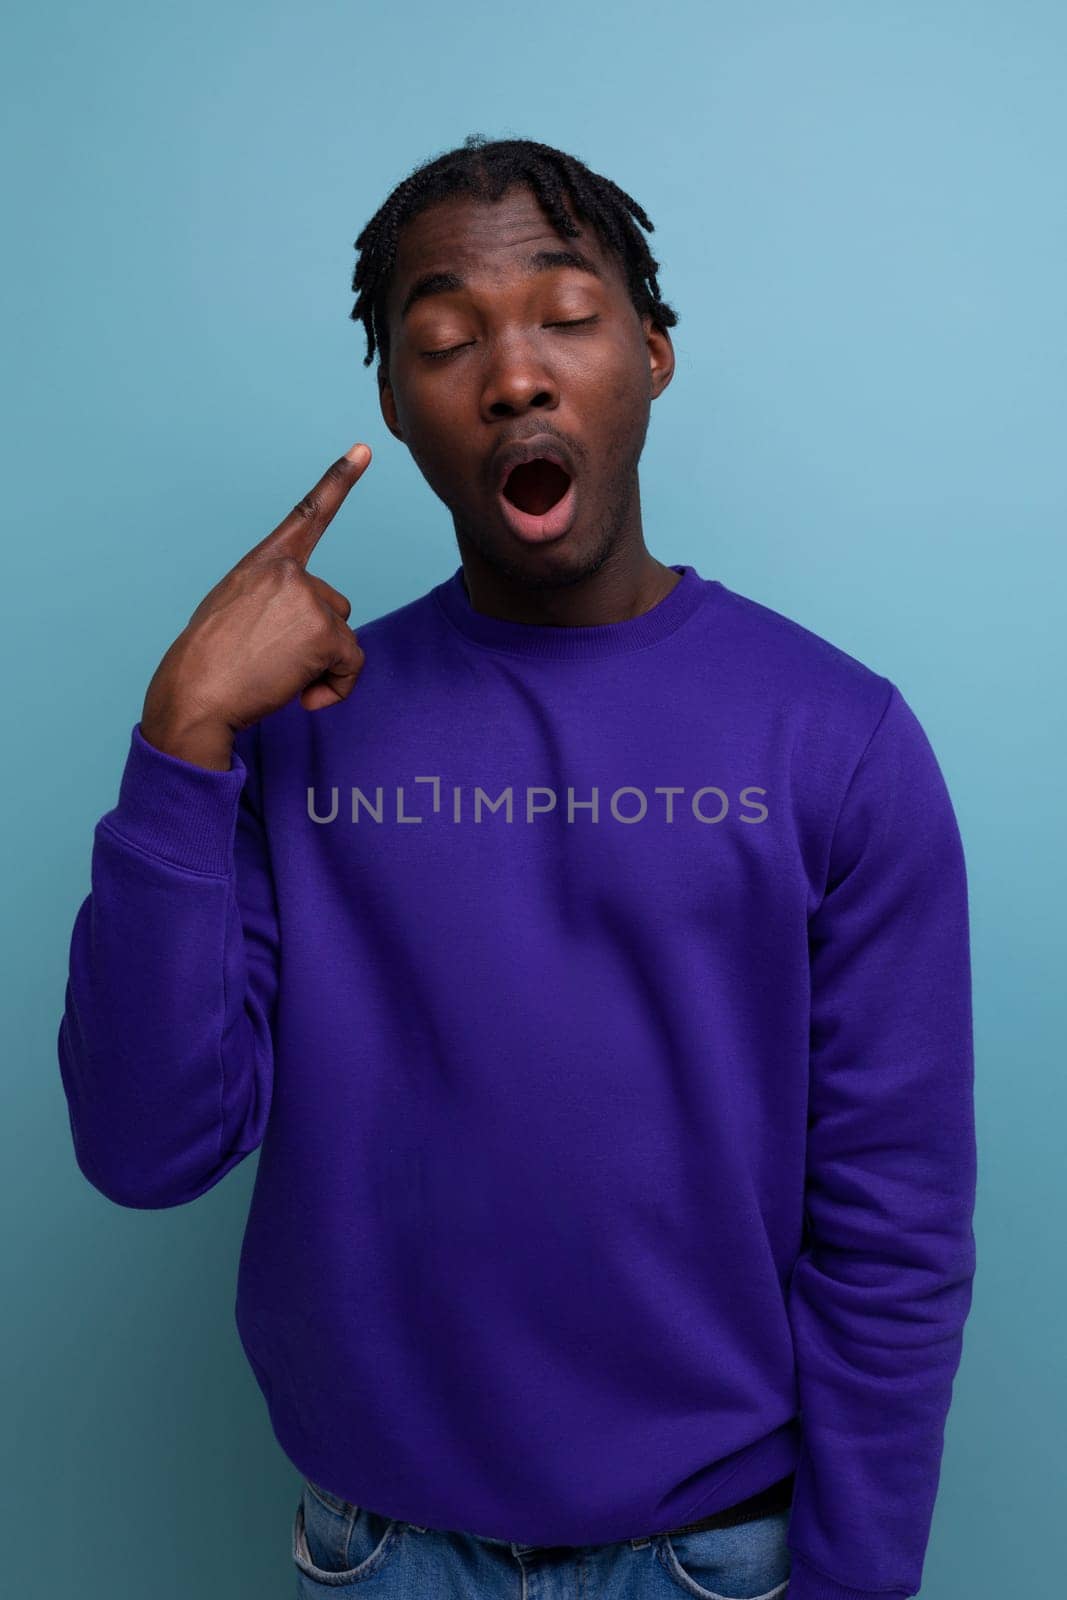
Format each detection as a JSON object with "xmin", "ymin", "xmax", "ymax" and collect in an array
[{"xmin": 2, "ymin": 1, "xmax": 1063, "ymax": 1595}]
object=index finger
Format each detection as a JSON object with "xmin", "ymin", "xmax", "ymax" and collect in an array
[{"xmin": 243, "ymin": 443, "xmax": 372, "ymax": 569}]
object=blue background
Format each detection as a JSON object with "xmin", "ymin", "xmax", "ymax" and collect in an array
[{"xmin": 3, "ymin": 2, "xmax": 1063, "ymax": 1595}]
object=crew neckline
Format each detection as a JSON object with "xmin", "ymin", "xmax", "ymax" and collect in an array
[{"xmin": 433, "ymin": 563, "xmax": 719, "ymax": 659}]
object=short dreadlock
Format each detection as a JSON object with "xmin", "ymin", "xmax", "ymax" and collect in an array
[{"xmin": 349, "ymin": 134, "xmax": 679, "ymax": 387}]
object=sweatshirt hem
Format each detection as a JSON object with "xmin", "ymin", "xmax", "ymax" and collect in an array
[{"xmin": 658, "ymin": 1418, "xmax": 802, "ymax": 1533}]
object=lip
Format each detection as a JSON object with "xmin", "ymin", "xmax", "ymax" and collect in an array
[
  {"xmin": 491, "ymin": 432, "xmax": 578, "ymax": 493},
  {"xmin": 497, "ymin": 476, "xmax": 578, "ymax": 544}
]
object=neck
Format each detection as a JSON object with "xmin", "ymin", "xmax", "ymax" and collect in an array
[{"xmin": 455, "ymin": 538, "xmax": 681, "ymax": 629}]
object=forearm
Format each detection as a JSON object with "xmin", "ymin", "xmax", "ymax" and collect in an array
[{"xmin": 57, "ymin": 721, "xmax": 277, "ymax": 1207}]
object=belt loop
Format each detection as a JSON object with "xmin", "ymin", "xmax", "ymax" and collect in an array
[{"xmin": 630, "ymin": 1534, "xmax": 651, "ymax": 1549}]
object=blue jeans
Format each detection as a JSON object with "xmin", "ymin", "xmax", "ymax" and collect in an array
[{"xmin": 292, "ymin": 1477, "xmax": 792, "ymax": 1597}]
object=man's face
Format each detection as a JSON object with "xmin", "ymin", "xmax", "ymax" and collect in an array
[{"xmin": 378, "ymin": 183, "xmax": 675, "ymax": 587}]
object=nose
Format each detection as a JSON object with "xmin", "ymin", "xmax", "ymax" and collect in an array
[{"xmin": 480, "ymin": 338, "xmax": 560, "ymax": 420}]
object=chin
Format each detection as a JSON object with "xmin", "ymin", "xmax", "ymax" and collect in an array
[{"xmin": 457, "ymin": 516, "xmax": 619, "ymax": 592}]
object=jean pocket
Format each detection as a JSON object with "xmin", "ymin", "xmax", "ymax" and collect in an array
[
  {"xmin": 658, "ymin": 1507, "xmax": 791, "ymax": 1600},
  {"xmin": 292, "ymin": 1478, "xmax": 406, "ymax": 1588}
]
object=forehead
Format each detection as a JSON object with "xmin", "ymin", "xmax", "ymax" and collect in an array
[{"xmin": 385, "ymin": 185, "xmax": 625, "ymax": 326}]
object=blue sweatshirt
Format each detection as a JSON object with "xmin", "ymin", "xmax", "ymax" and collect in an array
[{"xmin": 57, "ymin": 562, "xmax": 977, "ymax": 1600}]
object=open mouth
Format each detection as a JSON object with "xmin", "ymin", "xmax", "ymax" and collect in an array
[{"xmin": 501, "ymin": 458, "xmax": 573, "ymax": 516}]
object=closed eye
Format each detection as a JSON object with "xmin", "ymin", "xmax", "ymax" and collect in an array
[{"xmin": 421, "ymin": 315, "xmax": 601, "ymax": 362}]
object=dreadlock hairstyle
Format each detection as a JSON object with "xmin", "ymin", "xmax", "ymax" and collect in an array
[{"xmin": 349, "ymin": 134, "xmax": 679, "ymax": 386}]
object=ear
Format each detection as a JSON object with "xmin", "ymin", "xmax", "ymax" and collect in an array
[
  {"xmin": 644, "ymin": 315, "xmax": 675, "ymax": 399},
  {"xmin": 378, "ymin": 366, "xmax": 404, "ymax": 441}
]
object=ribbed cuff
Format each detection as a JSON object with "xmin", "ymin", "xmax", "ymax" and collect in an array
[
  {"xmin": 787, "ymin": 1551, "xmax": 912, "ymax": 1600},
  {"xmin": 98, "ymin": 720, "xmax": 250, "ymax": 876}
]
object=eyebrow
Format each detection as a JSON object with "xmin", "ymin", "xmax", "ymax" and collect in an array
[{"xmin": 398, "ymin": 249, "xmax": 604, "ymax": 322}]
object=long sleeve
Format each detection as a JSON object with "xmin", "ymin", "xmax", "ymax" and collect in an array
[
  {"xmin": 56, "ymin": 718, "xmax": 280, "ymax": 1208},
  {"xmin": 784, "ymin": 682, "xmax": 978, "ymax": 1600}
]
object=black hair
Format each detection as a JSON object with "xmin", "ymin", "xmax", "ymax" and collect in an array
[{"xmin": 348, "ymin": 134, "xmax": 679, "ymax": 386}]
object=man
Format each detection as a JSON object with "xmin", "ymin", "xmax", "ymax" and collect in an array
[{"xmin": 57, "ymin": 134, "xmax": 977, "ymax": 1600}]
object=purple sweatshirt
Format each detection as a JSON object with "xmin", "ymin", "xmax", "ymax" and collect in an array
[{"xmin": 57, "ymin": 562, "xmax": 977, "ymax": 1599}]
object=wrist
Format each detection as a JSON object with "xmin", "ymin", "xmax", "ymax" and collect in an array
[{"xmin": 139, "ymin": 709, "xmax": 235, "ymax": 772}]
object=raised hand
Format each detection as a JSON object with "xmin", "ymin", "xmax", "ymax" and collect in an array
[{"xmin": 139, "ymin": 443, "xmax": 372, "ymax": 769}]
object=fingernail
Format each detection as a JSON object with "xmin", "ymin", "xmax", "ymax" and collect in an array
[{"xmin": 345, "ymin": 443, "xmax": 370, "ymax": 464}]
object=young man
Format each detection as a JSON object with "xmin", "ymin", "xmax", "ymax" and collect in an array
[{"xmin": 57, "ymin": 135, "xmax": 977, "ymax": 1600}]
